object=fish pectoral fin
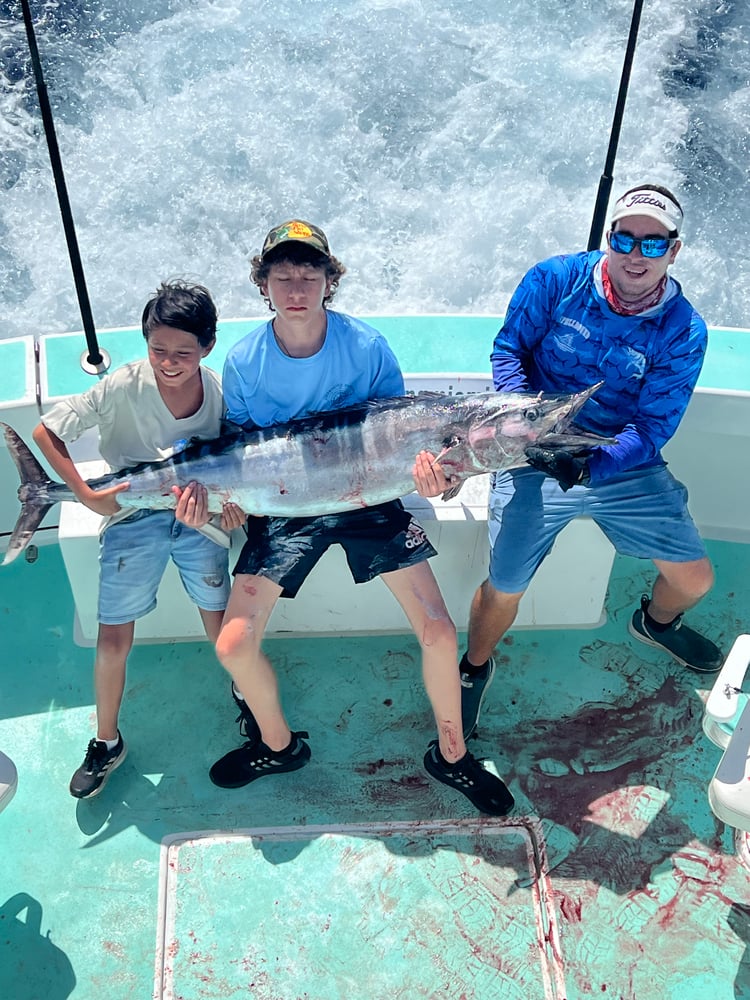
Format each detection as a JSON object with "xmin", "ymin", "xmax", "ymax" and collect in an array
[{"xmin": 440, "ymin": 480, "xmax": 465, "ymax": 502}]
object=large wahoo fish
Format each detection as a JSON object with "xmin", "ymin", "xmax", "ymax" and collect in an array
[{"xmin": 2, "ymin": 384, "xmax": 612, "ymax": 565}]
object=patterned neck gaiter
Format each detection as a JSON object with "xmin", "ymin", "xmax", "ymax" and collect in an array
[{"xmin": 601, "ymin": 257, "xmax": 667, "ymax": 316}]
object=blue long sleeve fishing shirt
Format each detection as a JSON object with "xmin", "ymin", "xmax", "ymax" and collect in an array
[{"xmin": 490, "ymin": 250, "xmax": 708, "ymax": 484}]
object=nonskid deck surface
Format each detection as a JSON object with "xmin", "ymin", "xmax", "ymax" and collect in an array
[
  {"xmin": 0, "ymin": 539, "xmax": 748, "ymax": 999},
  {"xmin": 154, "ymin": 819, "xmax": 565, "ymax": 1000}
]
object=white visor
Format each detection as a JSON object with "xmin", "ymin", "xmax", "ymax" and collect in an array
[{"xmin": 610, "ymin": 188, "xmax": 683, "ymax": 235}]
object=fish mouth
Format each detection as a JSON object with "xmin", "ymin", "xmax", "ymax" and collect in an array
[
  {"xmin": 548, "ymin": 381, "xmax": 603, "ymax": 432},
  {"xmin": 540, "ymin": 382, "xmax": 617, "ymax": 449}
]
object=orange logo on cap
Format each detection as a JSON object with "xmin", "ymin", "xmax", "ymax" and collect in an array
[{"xmin": 286, "ymin": 222, "xmax": 313, "ymax": 239}]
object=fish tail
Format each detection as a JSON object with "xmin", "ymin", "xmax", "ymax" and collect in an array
[{"xmin": 1, "ymin": 423, "xmax": 58, "ymax": 565}]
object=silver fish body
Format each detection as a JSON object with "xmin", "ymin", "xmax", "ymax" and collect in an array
[{"xmin": 2, "ymin": 384, "xmax": 611, "ymax": 564}]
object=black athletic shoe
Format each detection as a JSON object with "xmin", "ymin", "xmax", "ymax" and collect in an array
[
  {"xmin": 231, "ymin": 682, "xmax": 261, "ymax": 744},
  {"xmin": 69, "ymin": 732, "xmax": 127, "ymax": 799},
  {"xmin": 628, "ymin": 594, "xmax": 723, "ymax": 674},
  {"xmin": 460, "ymin": 656, "xmax": 496, "ymax": 739},
  {"xmin": 209, "ymin": 731, "xmax": 311, "ymax": 789},
  {"xmin": 424, "ymin": 740, "xmax": 514, "ymax": 816}
]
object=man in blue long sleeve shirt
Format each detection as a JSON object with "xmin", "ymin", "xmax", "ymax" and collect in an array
[{"xmin": 416, "ymin": 184, "xmax": 723, "ymax": 738}]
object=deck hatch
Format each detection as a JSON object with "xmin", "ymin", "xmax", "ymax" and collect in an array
[{"xmin": 153, "ymin": 817, "xmax": 566, "ymax": 1000}]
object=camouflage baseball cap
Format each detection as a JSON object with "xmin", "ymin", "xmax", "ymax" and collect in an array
[{"xmin": 261, "ymin": 220, "xmax": 331, "ymax": 260}]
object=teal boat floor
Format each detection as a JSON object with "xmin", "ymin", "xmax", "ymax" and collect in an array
[{"xmin": 0, "ymin": 539, "xmax": 749, "ymax": 999}]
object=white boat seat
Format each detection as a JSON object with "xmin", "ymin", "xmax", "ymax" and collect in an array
[
  {"xmin": 703, "ymin": 635, "xmax": 750, "ymax": 843},
  {"xmin": 703, "ymin": 633, "xmax": 750, "ymax": 750},
  {"xmin": 58, "ymin": 478, "xmax": 616, "ymax": 646},
  {"xmin": 0, "ymin": 750, "xmax": 18, "ymax": 814},
  {"xmin": 709, "ymin": 702, "xmax": 750, "ymax": 832}
]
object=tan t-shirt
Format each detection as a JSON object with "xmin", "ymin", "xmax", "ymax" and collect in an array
[{"xmin": 41, "ymin": 358, "xmax": 228, "ymax": 539}]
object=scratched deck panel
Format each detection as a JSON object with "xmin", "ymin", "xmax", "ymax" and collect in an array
[
  {"xmin": 0, "ymin": 538, "xmax": 748, "ymax": 1000},
  {"xmin": 155, "ymin": 823, "xmax": 562, "ymax": 1000}
]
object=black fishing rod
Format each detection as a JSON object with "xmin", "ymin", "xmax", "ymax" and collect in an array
[
  {"xmin": 587, "ymin": 0, "xmax": 645, "ymax": 250},
  {"xmin": 20, "ymin": 0, "xmax": 110, "ymax": 374}
]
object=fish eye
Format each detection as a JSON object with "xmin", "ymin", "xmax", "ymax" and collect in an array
[{"xmin": 523, "ymin": 407, "xmax": 540, "ymax": 422}]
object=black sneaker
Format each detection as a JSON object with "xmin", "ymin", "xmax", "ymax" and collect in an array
[
  {"xmin": 424, "ymin": 740, "xmax": 514, "ymax": 816},
  {"xmin": 461, "ymin": 657, "xmax": 495, "ymax": 739},
  {"xmin": 628, "ymin": 594, "xmax": 723, "ymax": 674},
  {"xmin": 231, "ymin": 682, "xmax": 261, "ymax": 744},
  {"xmin": 209, "ymin": 731, "xmax": 311, "ymax": 789},
  {"xmin": 69, "ymin": 732, "xmax": 127, "ymax": 799}
]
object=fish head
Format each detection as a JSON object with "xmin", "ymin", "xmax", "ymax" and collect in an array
[{"xmin": 442, "ymin": 383, "xmax": 605, "ymax": 473}]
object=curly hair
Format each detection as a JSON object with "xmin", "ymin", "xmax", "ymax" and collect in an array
[{"xmin": 250, "ymin": 243, "xmax": 347, "ymax": 311}]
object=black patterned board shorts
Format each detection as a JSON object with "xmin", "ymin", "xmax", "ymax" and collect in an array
[{"xmin": 233, "ymin": 500, "xmax": 437, "ymax": 598}]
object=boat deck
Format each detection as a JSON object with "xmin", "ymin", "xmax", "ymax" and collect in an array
[
  {"xmin": 1, "ymin": 536, "xmax": 748, "ymax": 999},
  {"xmin": 1, "ymin": 314, "xmax": 749, "ymax": 997}
]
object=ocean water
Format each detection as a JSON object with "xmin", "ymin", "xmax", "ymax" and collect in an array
[{"xmin": 0, "ymin": 0, "xmax": 748, "ymax": 341}]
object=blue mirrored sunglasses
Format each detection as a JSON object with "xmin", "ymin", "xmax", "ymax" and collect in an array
[{"xmin": 608, "ymin": 231, "xmax": 676, "ymax": 258}]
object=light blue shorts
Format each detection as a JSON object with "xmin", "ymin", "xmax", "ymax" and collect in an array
[
  {"xmin": 98, "ymin": 509, "xmax": 231, "ymax": 625},
  {"xmin": 488, "ymin": 463, "xmax": 707, "ymax": 594}
]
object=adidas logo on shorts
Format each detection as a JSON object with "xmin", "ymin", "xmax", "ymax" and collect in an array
[{"xmin": 404, "ymin": 521, "xmax": 428, "ymax": 550}]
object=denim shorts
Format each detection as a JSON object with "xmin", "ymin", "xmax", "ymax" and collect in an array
[
  {"xmin": 98, "ymin": 509, "xmax": 231, "ymax": 625},
  {"xmin": 488, "ymin": 463, "xmax": 707, "ymax": 594},
  {"xmin": 233, "ymin": 500, "xmax": 436, "ymax": 598}
]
